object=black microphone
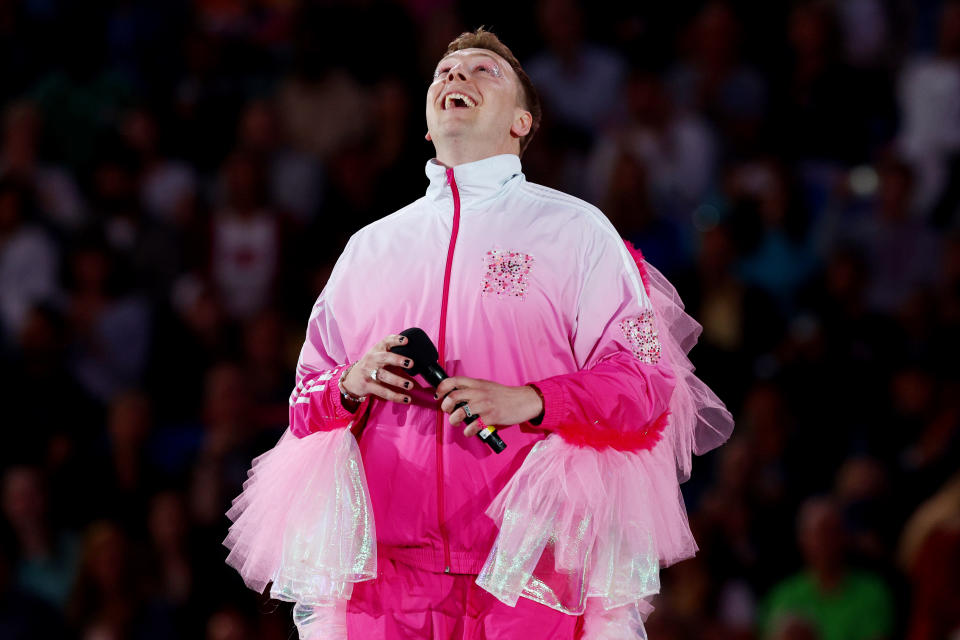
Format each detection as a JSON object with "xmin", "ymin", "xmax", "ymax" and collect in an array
[{"xmin": 390, "ymin": 327, "xmax": 507, "ymax": 454}]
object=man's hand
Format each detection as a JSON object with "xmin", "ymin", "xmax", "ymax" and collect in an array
[
  {"xmin": 341, "ymin": 334, "xmax": 417, "ymax": 404},
  {"xmin": 436, "ymin": 377, "xmax": 544, "ymax": 437}
]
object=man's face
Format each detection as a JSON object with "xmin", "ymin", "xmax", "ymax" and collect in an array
[{"xmin": 425, "ymin": 48, "xmax": 527, "ymax": 151}]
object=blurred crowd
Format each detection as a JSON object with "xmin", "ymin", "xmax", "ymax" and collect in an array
[{"xmin": 1, "ymin": 0, "xmax": 958, "ymax": 639}]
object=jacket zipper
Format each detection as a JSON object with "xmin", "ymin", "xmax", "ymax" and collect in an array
[{"xmin": 436, "ymin": 167, "xmax": 460, "ymax": 573}]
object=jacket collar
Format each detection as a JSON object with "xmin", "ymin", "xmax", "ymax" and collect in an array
[{"xmin": 424, "ymin": 154, "xmax": 523, "ymax": 210}]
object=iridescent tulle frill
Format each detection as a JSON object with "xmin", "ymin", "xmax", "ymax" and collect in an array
[
  {"xmin": 223, "ymin": 428, "xmax": 376, "ymax": 607},
  {"xmin": 475, "ymin": 247, "xmax": 734, "ymax": 623},
  {"xmin": 475, "ymin": 433, "xmax": 686, "ymax": 615}
]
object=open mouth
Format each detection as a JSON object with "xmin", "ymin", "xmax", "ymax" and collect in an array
[{"xmin": 442, "ymin": 92, "xmax": 477, "ymax": 110}]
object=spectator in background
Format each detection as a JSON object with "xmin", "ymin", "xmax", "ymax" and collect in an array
[
  {"xmin": 888, "ymin": 363, "xmax": 960, "ymax": 503},
  {"xmin": 143, "ymin": 489, "xmax": 211, "ymax": 637},
  {"xmin": 0, "ymin": 304, "xmax": 100, "ymax": 474},
  {"xmin": 726, "ymin": 158, "xmax": 817, "ymax": 313},
  {"xmin": 275, "ymin": 24, "xmax": 371, "ymax": 163},
  {"xmin": 0, "ymin": 101, "xmax": 86, "ymax": 230},
  {"xmin": 759, "ymin": 496, "xmax": 894, "ymax": 640},
  {"xmin": 671, "ymin": 223, "xmax": 783, "ymax": 409},
  {"xmin": 65, "ymin": 236, "xmax": 151, "ymax": 403},
  {"xmin": 0, "ymin": 465, "xmax": 79, "ymax": 610},
  {"xmin": 169, "ymin": 28, "xmax": 246, "ymax": 172},
  {"xmin": 0, "ymin": 521, "xmax": 67, "ymax": 639},
  {"xmin": 818, "ymin": 157, "xmax": 941, "ymax": 314},
  {"xmin": 120, "ymin": 106, "xmax": 197, "ymax": 226},
  {"xmin": 833, "ymin": 456, "xmax": 895, "ymax": 567},
  {"xmin": 88, "ymin": 143, "xmax": 185, "ymax": 298},
  {"xmin": 194, "ymin": 0, "xmax": 293, "ymax": 48},
  {"xmin": 311, "ymin": 77, "xmax": 428, "ymax": 247},
  {"xmin": 317, "ymin": 138, "xmax": 391, "ymax": 241},
  {"xmin": 523, "ymin": 0, "xmax": 627, "ymax": 197},
  {"xmin": 365, "ymin": 76, "xmax": 431, "ymax": 212},
  {"xmin": 790, "ymin": 245, "xmax": 899, "ymax": 470},
  {"xmin": 27, "ymin": 6, "xmax": 134, "ymax": 171},
  {"xmin": 768, "ymin": 617, "xmax": 821, "ymax": 640},
  {"xmin": 150, "ymin": 278, "xmax": 239, "ymax": 423},
  {"xmin": 772, "ymin": 0, "xmax": 895, "ymax": 166},
  {"xmin": 241, "ymin": 309, "xmax": 294, "ymax": 433},
  {"xmin": 593, "ymin": 150, "xmax": 690, "ymax": 277},
  {"xmin": 526, "ymin": 0, "xmax": 627, "ymax": 136},
  {"xmin": 666, "ymin": 1, "xmax": 766, "ymax": 156},
  {"xmin": 932, "ymin": 231, "xmax": 960, "ymax": 371},
  {"xmin": 0, "ymin": 178, "xmax": 60, "ymax": 345},
  {"xmin": 835, "ymin": 0, "xmax": 899, "ymax": 71},
  {"xmin": 588, "ymin": 67, "xmax": 717, "ymax": 236},
  {"xmin": 209, "ymin": 151, "xmax": 285, "ymax": 320},
  {"xmin": 897, "ymin": 0, "xmax": 960, "ymax": 224},
  {"xmin": 85, "ymin": 391, "xmax": 166, "ymax": 529},
  {"xmin": 899, "ymin": 472, "xmax": 960, "ymax": 640},
  {"xmin": 66, "ymin": 520, "xmax": 173, "ymax": 639},
  {"xmin": 695, "ymin": 382, "xmax": 807, "ymax": 624},
  {"xmin": 236, "ymin": 98, "xmax": 324, "ymax": 226},
  {"xmin": 205, "ymin": 605, "xmax": 256, "ymax": 640},
  {"xmin": 694, "ymin": 438, "xmax": 761, "ymax": 635},
  {"xmin": 189, "ymin": 362, "xmax": 257, "ymax": 529},
  {"xmin": 145, "ymin": 491, "xmax": 192, "ymax": 606}
]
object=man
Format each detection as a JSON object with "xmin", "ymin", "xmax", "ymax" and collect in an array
[
  {"xmin": 227, "ymin": 28, "xmax": 728, "ymax": 640},
  {"xmin": 760, "ymin": 497, "xmax": 893, "ymax": 640}
]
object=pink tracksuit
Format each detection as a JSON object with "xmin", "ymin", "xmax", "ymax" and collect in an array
[{"xmin": 288, "ymin": 154, "xmax": 674, "ymax": 636}]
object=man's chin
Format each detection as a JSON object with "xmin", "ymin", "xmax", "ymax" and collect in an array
[{"xmin": 430, "ymin": 122, "xmax": 476, "ymax": 140}]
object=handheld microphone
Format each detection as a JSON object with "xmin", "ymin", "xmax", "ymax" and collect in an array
[{"xmin": 390, "ymin": 327, "xmax": 507, "ymax": 454}]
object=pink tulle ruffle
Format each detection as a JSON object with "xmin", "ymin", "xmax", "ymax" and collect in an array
[
  {"xmin": 623, "ymin": 240, "xmax": 734, "ymax": 482},
  {"xmin": 476, "ymin": 433, "xmax": 696, "ymax": 615},
  {"xmin": 223, "ymin": 428, "xmax": 376, "ymax": 607}
]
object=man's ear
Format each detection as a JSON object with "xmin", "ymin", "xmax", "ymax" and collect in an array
[{"xmin": 510, "ymin": 109, "xmax": 533, "ymax": 139}]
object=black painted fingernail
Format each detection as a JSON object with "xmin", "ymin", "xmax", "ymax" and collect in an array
[
  {"xmin": 404, "ymin": 381, "xmax": 410, "ymax": 389},
  {"xmin": 433, "ymin": 393, "xmax": 438, "ymax": 400},
  {"xmin": 403, "ymin": 359, "xmax": 410, "ymax": 367},
  {"xmin": 403, "ymin": 397, "xmax": 410, "ymax": 403}
]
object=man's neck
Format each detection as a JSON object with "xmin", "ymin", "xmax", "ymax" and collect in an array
[
  {"xmin": 433, "ymin": 138, "xmax": 519, "ymax": 168},
  {"xmin": 811, "ymin": 564, "xmax": 846, "ymax": 593}
]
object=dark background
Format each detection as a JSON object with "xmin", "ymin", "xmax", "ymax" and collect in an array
[{"xmin": 1, "ymin": 0, "xmax": 958, "ymax": 638}]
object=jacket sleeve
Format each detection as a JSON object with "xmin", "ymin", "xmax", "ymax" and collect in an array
[
  {"xmin": 527, "ymin": 235, "xmax": 674, "ymax": 451},
  {"xmin": 289, "ymin": 239, "xmax": 371, "ymax": 439}
]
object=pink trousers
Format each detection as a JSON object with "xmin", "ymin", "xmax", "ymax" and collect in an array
[{"xmin": 343, "ymin": 557, "xmax": 580, "ymax": 640}]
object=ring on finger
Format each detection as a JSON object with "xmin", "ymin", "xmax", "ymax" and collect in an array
[
  {"xmin": 462, "ymin": 404, "xmax": 473, "ymax": 419},
  {"xmin": 370, "ymin": 368, "xmax": 379, "ymax": 382}
]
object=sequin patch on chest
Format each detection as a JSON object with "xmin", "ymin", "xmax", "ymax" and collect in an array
[
  {"xmin": 481, "ymin": 250, "xmax": 534, "ymax": 300},
  {"xmin": 619, "ymin": 310, "xmax": 662, "ymax": 364}
]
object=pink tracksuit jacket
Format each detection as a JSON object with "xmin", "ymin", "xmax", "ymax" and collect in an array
[{"xmin": 289, "ymin": 153, "xmax": 675, "ymax": 576}]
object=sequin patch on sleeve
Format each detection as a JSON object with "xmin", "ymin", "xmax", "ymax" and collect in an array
[
  {"xmin": 481, "ymin": 250, "xmax": 534, "ymax": 299},
  {"xmin": 619, "ymin": 310, "xmax": 661, "ymax": 364}
]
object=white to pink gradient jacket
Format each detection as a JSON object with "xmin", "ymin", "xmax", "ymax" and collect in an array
[{"xmin": 289, "ymin": 153, "xmax": 675, "ymax": 575}]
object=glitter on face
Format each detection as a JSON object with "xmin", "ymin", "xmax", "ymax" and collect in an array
[
  {"xmin": 619, "ymin": 310, "xmax": 662, "ymax": 364},
  {"xmin": 482, "ymin": 250, "xmax": 534, "ymax": 299},
  {"xmin": 433, "ymin": 53, "xmax": 505, "ymax": 81}
]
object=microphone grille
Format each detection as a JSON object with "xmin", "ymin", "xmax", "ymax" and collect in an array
[{"xmin": 390, "ymin": 327, "xmax": 439, "ymax": 374}]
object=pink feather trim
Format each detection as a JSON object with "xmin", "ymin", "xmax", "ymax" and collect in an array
[
  {"xmin": 556, "ymin": 410, "xmax": 670, "ymax": 452},
  {"xmin": 622, "ymin": 239, "xmax": 651, "ymax": 296}
]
